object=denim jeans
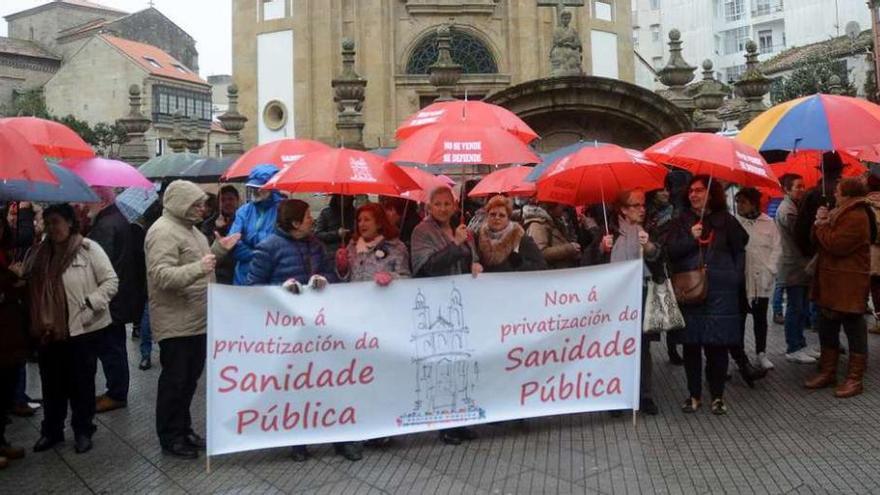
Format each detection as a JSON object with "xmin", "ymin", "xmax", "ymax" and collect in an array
[
  {"xmin": 14, "ymin": 364, "xmax": 28, "ymax": 404},
  {"xmin": 783, "ymin": 285, "xmax": 810, "ymax": 353},
  {"xmin": 772, "ymin": 283, "xmax": 784, "ymax": 317},
  {"xmin": 139, "ymin": 306, "xmax": 153, "ymax": 360}
]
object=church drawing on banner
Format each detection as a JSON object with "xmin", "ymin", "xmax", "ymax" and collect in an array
[{"xmin": 397, "ymin": 286, "xmax": 484, "ymax": 427}]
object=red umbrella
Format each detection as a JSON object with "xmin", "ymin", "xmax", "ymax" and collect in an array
[
  {"xmin": 387, "ymin": 121, "xmax": 541, "ymax": 168},
  {"xmin": 0, "ymin": 117, "xmax": 94, "ymax": 159},
  {"xmin": 770, "ymin": 150, "xmax": 864, "ymax": 188},
  {"xmin": 263, "ymin": 148, "xmax": 419, "ymax": 196},
  {"xmin": 645, "ymin": 132, "xmax": 778, "ymax": 189},
  {"xmin": 0, "ymin": 124, "xmax": 58, "ymax": 184},
  {"xmin": 222, "ymin": 138, "xmax": 331, "ymax": 179},
  {"xmin": 384, "ymin": 166, "xmax": 457, "ymax": 204},
  {"xmin": 536, "ymin": 143, "xmax": 667, "ymax": 208},
  {"xmin": 468, "ymin": 166, "xmax": 536, "ymax": 198},
  {"xmin": 396, "ymin": 100, "xmax": 538, "ymax": 144}
]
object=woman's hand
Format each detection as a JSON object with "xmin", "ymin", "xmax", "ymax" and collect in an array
[
  {"xmin": 453, "ymin": 224, "xmax": 469, "ymax": 245},
  {"xmin": 601, "ymin": 235, "xmax": 614, "ymax": 253},
  {"xmin": 282, "ymin": 278, "xmax": 303, "ymax": 294},
  {"xmin": 308, "ymin": 275, "xmax": 328, "ymax": 291},
  {"xmin": 200, "ymin": 254, "xmax": 216, "ymax": 273},
  {"xmin": 374, "ymin": 272, "xmax": 393, "ymax": 286},
  {"xmin": 335, "ymin": 247, "xmax": 350, "ymax": 274},
  {"xmin": 637, "ymin": 230, "xmax": 650, "ymax": 246},
  {"xmin": 691, "ymin": 223, "xmax": 703, "ymax": 240},
  {"xmin": 216, "ymin": 232, "xmax": 241, "ymax": 251},
  {"xmin": 8, "ymin": 261, "xmax": 24, "ymax": 278},
  {"xmin": 471, "ymin": 262, "xmax": 483, "ymax": 278}
]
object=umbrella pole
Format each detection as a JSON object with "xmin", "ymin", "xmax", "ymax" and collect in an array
[
  {"xmin": 600, "ymin": 180, "xmax": 609, "ymax": 236},
  {"xmin": 699, "ymin": 174, "xmax": 714, "ymax": 223}
]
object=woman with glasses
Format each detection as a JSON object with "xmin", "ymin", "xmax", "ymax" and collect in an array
[
  {"xmin": 585, "ymin": 188, "xmax": 663, "ymax": 415},
  {"xmin": 666, "ymin": 176, "xmax": 748, "ymax": 415},
  {"xmin": 474, "ymin": 195, "xmax": 546, "ymax": 274}
]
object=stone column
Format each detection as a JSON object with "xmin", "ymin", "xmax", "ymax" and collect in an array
[
  {"xmin": 657, "ymin": 29, "xmax": 697, "ymax": 118},
  {"xmin": 734, "ymin": 40, "xmax": 771, "ymax": 128},
  {"xmin": 692, "ymin": 60, "xmax": 728, "ymax": 133},
  {"xmin": 827, "ymin": 74, "xmax": 844, "ymax": 95},
  {"xmin": 168, "ymin": 110, "xmax": 189, "ymax": 153},
  {"xmin": 217, "ymin": 84, "xmax": 248, "ymax": 155},
  {"xmin": 331, "ymin": 38, "xmax": 367, "ymax": 150},
  {"xmin": 429, "ymin": 25, "xmax": 462, "ymax": 102},
  {"xmin": 115, "ymin": 85, "xmax": 152, "ymax": 165}
]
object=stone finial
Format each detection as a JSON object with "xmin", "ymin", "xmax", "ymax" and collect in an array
[
  {"xmin": 331, "ymin": 37, "xmax": 367, "ymax": 149},
  {"xmin": 692, "ymin": 59, "xmax": 728, "ymax": 132},
  {"xmin": 734, "ymin": 40, "xmax": 771, "ymax": 127},
  {"xmin": 185, "ymin": 117, "xmax": 205, "ymax": 154},
  {"xmin": 428, "ymin": 25, "xmax": 462, "ymax": 102},
  {"xmin": 168, "ymin": 110, "xmax": 189, "ymax": 153},
  {"xmin": 115, "ymin": 84, "xmax": 152, "ymax": 164},
  {"xmin": 657, "ymin": 28, "xmax": 697, "ymax": 116},
  {"xmin": 218, "ymin": 83, "xmax": 248, "ymax": 155},
  {"xmin": 827, "ymin": 74, "xmax": 844, "ymax": 95}
]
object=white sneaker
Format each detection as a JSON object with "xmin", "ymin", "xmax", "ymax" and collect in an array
[
  {"xmin": 785, "ymin": 349, "xmax": 817, "ymax": 364},
  {"xmin": 805, "ymin": 347, "xmax": 821, "ymax": 359},
  {"xmin": 757, "ymin": 352, "xmax": 774, "ymax": 370}
]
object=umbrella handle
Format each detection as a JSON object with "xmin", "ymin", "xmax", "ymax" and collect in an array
[
  {"xmin": 600, "ymin": 180, "xmax": 609, "ymax": 236},
  {"xmin": 699, "ymin": 171, "xmax": 714, "ymax": 223}
]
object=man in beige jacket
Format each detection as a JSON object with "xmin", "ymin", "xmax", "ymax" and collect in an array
[{"xmin": 145, "ymin": 180, "xmax": 239, "ymax": 459}]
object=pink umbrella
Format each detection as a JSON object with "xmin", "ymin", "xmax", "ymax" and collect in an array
[{"xmin": 59, "ymin": 157, "xmax": 153, "ymax": 189}]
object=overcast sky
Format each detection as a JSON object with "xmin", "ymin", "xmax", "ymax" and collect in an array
[{"xmin": 0, "ymin": 0, "xmax": 232, "ymax": 76}]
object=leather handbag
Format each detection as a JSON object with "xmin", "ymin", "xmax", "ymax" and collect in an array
[
  {"xmin": 644, "ymin": 271, "xmax": 686, "ymax": 333},
  {"xmin": 671, "ymin": 248, "xmax": 708, "ymax": 305}
]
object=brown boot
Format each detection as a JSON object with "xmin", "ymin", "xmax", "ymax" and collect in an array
[
  {"xmin": 805, "ymin": 348, "xmax": 839, "ymax": 389},
  {"xmin": 95, "ymin": 395, "xmax": 127, "ymax": 413},
  {"xmin": 834, "ymin": 353, "xmax": 867, "ymax": 398}
]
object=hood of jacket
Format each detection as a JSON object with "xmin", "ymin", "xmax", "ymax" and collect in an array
[
  {"xmin": 163, "ymin": 180, "xmax": 207, "ymax": 226},
  {"xmin": 522, "ymin": 204, "xmax": 553, "ymax": 226},
  {"xmin": 246, "ymin": 164, "xmax": 279, "ymax": 187}
]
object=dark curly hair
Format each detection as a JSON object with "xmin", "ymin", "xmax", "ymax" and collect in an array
[{"xmin": 42, "ymin": 203, "xmax": 80, "ymax": 235}]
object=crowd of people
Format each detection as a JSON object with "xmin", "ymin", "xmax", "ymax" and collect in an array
[{"xmin": 0, "ymin": 154, "xmax": 877, "ymax": 467}]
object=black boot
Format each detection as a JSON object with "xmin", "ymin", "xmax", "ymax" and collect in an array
[
  {"xmin": 290, "ymin": 445, "xmax": 309, "ymax": 462},
  {"xmin": 334, "ymin": 442, "xmax": 363, "ymax": 461},
  {"xmin": 738, "ymin": 362, "xmax": 768, "ymax": 389},
  {"xmin": 73, "ymin": 434, "xmax": 92, "ymax": 454}
]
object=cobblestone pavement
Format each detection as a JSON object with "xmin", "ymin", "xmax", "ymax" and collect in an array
[{"xmin": 4, "ymin": 321, "xmax": 880, "ymax": 494}]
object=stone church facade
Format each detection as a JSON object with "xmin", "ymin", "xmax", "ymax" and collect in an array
[{"xmin": 232, "ymin": 0, "xmax": 636, "ymax": 150}]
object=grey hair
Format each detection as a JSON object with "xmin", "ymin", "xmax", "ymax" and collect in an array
[{"xmin": 428, "ymin": 184, "xmax": 456, "ymax": 203}]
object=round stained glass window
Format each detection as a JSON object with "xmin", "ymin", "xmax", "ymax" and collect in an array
[{"xmin": 406, "ymin": 29, "xmax": 498, "ymax": 75}]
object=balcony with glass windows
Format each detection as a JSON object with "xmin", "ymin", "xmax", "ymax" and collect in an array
[{"xmin": 752, "ymin": 0, "xmax": 784, "ymax": 20}]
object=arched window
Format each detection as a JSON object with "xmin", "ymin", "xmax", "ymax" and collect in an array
[{"xmin": 406, "ymin": 29, "xmax": 498, "ymax": 74}]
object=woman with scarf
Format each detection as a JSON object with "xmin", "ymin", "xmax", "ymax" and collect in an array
[
  {"xmin": 474, "ymin": 195, "xmax": 545, "ymax": 273},
  {"xmin": 647, "ymin": 188, "xmax": 684, "ymax": 365},
  {"xmin": 585, "ymin": 188, "xmax": 662, "ymax": 415},
  {"xmin": 666, "ymin": 176, "xmax": 748, "ymax": 415},
  {"xmin": 410, "ymin": 186, "xmax": 482, "ymax": 445},
  {"xmin": 336, "ymin": 202, "xmax": 411, "ymax": 283},
  {"xmin": 24, "ymin": 204, "xmax": 118, "ymax": 454},
  {"xmin": 245, "ymin": 200, "xmax": 367, "ymax": 462},
  {"xmin": 805, "ymin": 178, "xmax": 873, "ymax": 398}
]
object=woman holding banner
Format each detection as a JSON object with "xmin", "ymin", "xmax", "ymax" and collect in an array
[
  {"xmin": 474, "ymin": 195, "xmax": 546, "ymax": 273},
  {"xmin": 666, "ymin": 176, "xmax": 748, "ymax": 416},
  {"xmin": 246, "ymin": 200, "xmax": 366, "ymax": 462},
  {"xmin": 411, "ymin": 185, "xmax": 482, "ymax": 445},
  {"xmin": 335, "ymin": 203, "xmax": 411, "ymax": 284},
  {"xmin": 585, "ymin": 188, "xmax": 662, "ymax": 415}
]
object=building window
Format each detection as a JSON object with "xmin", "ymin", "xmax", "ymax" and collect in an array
[
  {"xmin": 143, "ymin": 56, "xmax": 162, "ymax": 68},
  {"xmin": 758, "ymin": 29, "xmax": 773, "ymax": 53},
  {"xmin": 594, "ymin": 0, "xmax": 613, "ymax": 21},
  {"xmin": 406, "ymin": 28, "xmax": 498, "ymax": 74},
  {"xmin": 172, "ymin": 63, "xmax": 189, "ymax": 74},
  {"xmin": 725, "ymin": 64, "xmax": 747, "ymax": 83},
  {"xmin": 722, "ymin": 26, "xmax": 749, "ymax": 54},
  {"xmin": 723, "ymin": 0, "xmax": 745, "ymax": 22},
  {"xmin": 633, "ymin": 27, "xmax": 640, "ymax": 47},
  {"xmin": 650, "ymin": 0, "xmax": 660, "ymax": 9},
  {"xmin": 650, "ymin": 24, "xmax": 660, "ymax": 42},
  {"xmin": 261, "ymin": 0, "xmax": 286, "ymax": 21},
  {"xmin": 152, "ymin": 85, "xmax": 212, "ymax": 122},
  {"xmin": 753, "ymin": 0, "xmax": 783, "ymax": 17}
]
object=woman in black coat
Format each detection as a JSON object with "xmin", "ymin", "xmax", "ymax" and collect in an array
[
  {"xmin": 666, "ymin": 175, "xmax": 748, "ymax": 415},
  {"xmin": 474, "ymin": 195, "xmax": 546, "ymax": 273}
]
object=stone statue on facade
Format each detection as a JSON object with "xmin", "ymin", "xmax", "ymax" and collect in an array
[{"xmin": 550, "ymin": 9, "xmax": 583, "ymax": 77}]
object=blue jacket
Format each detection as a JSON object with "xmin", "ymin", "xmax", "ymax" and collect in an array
[
  {"xmin": 245, "ymin": 229, "xmax": 336, "ymax": 286},
  {"xmin": 229, "ymin": 194, "xmax": 283, "ymax": 285}
]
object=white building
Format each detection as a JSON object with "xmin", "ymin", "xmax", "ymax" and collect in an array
[{"xmin": 633, "ymin": 0, "xmax": 872, "ymax": 89}]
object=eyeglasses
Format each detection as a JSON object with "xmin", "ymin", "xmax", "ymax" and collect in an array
[
  {"xmin": 487, "ymin": 212, "xmax": 508, "ymax": 218},
  {"xmin": 688, "ymin": 187, "xmax": 707, "ymax": 194},
  {"xmin": 625, "ymin": 203, "xmax": 646, "ymax": 209}
]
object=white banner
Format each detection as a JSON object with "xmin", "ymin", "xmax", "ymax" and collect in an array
[{"xmin": 207, "ymin": 261, "xmax": 643, "ymax": 456}]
